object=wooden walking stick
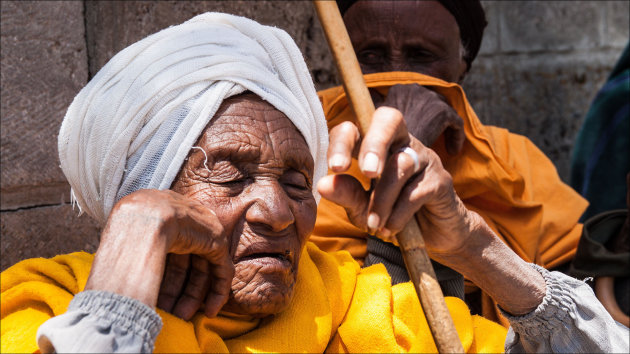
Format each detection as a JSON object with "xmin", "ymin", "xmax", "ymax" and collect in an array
[{"xmin": 313, "ymin": 1, "xmax": 464, "ymax": 353}]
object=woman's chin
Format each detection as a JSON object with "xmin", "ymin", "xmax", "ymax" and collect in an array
[{"xmin": 225, "ymin": 276, "xmax": 295, "ymax": 317}]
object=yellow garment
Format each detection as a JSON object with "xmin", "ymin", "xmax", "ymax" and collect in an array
[
  {"xmin": 1, "ymin": 246, "xmax": 506, "ymax": 353},
  {"xmin": 311, "ymin": 71, "xmax": 588, "ymax": 323}
]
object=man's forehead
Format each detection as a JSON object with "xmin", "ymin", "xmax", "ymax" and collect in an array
[
  {"xmin": 344, "ymin": 1, "xmax": 460, "ymax": 48},
  {"xmin": 345, "ymin": 1, "xmax": 457, "ymax": 28}
]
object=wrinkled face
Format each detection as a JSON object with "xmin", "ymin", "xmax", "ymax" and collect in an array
[
  {"xmin": 171, "ymin": 93, "xmax": 316, "ymax": 317},
  {"xmin": 344, "ymin": 0, "xmax": 467, "ymax": 82}
]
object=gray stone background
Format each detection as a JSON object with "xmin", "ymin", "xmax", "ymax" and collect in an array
[{"xmin": 1, "ymin": 1, "xmax": 628, "ymax": 270}]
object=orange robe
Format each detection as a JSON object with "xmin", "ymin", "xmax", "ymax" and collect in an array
[{"xmin": 310, "ymin": 71, "xmax": 588, "ymax": 325}]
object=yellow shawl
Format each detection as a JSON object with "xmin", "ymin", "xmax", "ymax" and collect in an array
[
  {"xmin": 310, "ymin": 72, "xmax": 588, "ymax": 324},
  {"xmin": 1, "ymin": 245, "xmax": 506, "ymax": 353}
]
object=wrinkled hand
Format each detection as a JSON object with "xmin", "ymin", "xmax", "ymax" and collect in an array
[
  {"xmin": 371, "ymin": 84, "xmax": 465, "ymax": 155},
  {"xmin": 322, "ymin": 108, "xmax": 548, "ymax": 315},
  {"xmin": 85, "ymin": 189, "xmax": 234, "ymax": 320},
  {"xmin": 319, "ymin": 107, "xmax": 478, "ymax": 258}
]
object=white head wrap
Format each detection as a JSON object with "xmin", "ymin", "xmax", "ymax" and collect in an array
[{"xmin": 58, "ymin": 12, "xmax": 329, "ymax": 225}]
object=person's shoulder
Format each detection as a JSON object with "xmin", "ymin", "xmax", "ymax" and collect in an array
[
  {"xmin": 480, "ymin": 124, "xmax": 553, "ymax": 165},
  {"xmin": 1, "ymin": 252, "xmax": 93, "ymax": 353},
  {"xmin": 1, "ymin": 252, "xmax": 94, "ymax": 294}
]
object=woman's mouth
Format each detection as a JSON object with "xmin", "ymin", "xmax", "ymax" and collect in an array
[{"xmin": 236, "ymin": 252, "xmax": 293, "ymax": 273}]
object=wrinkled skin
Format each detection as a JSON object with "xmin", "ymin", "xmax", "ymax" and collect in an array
[
  {"xmin": 322, "ymin": 107, "xmax": 472, "ymax": 253},
  {"xmin": 86, "ymin": 94, "xmax": 316, "ymax": 320},
  {"xmin": 319, "ymin": 106, "xmax": 546, "ymax": 315},
  {"xmin": 170, "ymin": 94, "xmax": 316, "ymax": 317},
  {"xmin": 343, "ymin": 0, "xmax": 468, "ymax": 154},
  {"xmin": 345, "ymin": 0, "xmax": 466, "ymax": 81},
  {"xmin": 335, "ymin": 1, "xmax": 547, "ymax": 315},
  {"xmin": 86, "ymin": 95, "xmax": 545, "ymax": 323}
]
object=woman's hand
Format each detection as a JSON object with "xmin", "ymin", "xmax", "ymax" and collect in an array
[
  {"xmin": 84, "ymin": 189, "xmax": 234, "ymax": 320},
  {"xmin": 319, "ymin": 108, "xmax": 546, "ymax": 315},
  {"xmin": 318, "ymin": 106, "xmax": 474, "ymax": 256}
]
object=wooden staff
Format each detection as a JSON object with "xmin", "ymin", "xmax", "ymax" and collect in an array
[{"xmin": 313, "ymin": 1, "xmax": 464, "ymax": 352}]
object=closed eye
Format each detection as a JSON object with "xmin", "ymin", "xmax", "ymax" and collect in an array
[
  {"xmin": 213, "ymin": 178, "xmax": 248, "ymax": 186},
  {"xmin": 281, "ymin": 170, "xmax": 311, "ymax": 192},
  {"xmin": 205, "ymin": 161, "xmax": 249, "ymax": 187}
]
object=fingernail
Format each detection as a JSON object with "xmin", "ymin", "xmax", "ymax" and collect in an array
[
  {"xmin": 367, "ymin": 212, "xmax": 380, "ymax": 230},
  {"xmin": 329, "ymin": 154, "xmax": 347, "ymax": 169},
  {"xmin": 380, "ymin": 228, "xmax": 391, "ymax": 239},
  {"xmin": 363, "ymin": 152, "xmax": 379, "ymax": 174}
]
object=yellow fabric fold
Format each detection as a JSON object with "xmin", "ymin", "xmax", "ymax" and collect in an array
[
  {"xmin": 311, "ymin": 71, "xmax": 588, "ymax": 323},
  {"xmin": 1, "ymin": 252, "xmax": 93, "ymax": 353},
  {"xmin": 1, "ymin": 245, "xmax": 506, "ymax": 353}
]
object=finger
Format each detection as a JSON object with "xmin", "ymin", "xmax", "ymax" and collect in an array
[
  {"xmin": 180, "ymin": 222, "xmax": 234, "ymax": 318},
  {"xmin": 204, "ymin": 250, "xmax": 235, "ymax": 317},
  {"xmin": 328, "ymin": 121, "xmax": 361, "ymax": 172},
  {"xmin": 317, "ymin": 174, "xmax": 370, "ymax": 231},
  {"xmin": 168, "ymin": 202, "xmax": 225, "ymax": 256},
  {"xmin": 359, "ymin": 106, "xmax": 410, "ymax": 178},
  {"xmin": 382, "ymin": 161, "xmax": 451, "ymax": 235},
  {"xmin": 368, "ymin": 147, "xmax": 429, "ymax": 233},
  {"xmin": 158, "ymin": 253, "xmax": 190, "ymax": 313},
  {"xmin": 172, "ymin": 255, "xmax": 211, "ymax": 320},
  {"xmin": 169, "ymin": 202, "xmax": 234, "ymax": 318}
]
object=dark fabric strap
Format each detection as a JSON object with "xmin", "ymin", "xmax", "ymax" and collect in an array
[
  {"xmin": 569, "ymin": 209, "xmax": 629, "ymax": 278},
  {"xmin": 364, "ymin": 235, "xmax": 465, "ymax": 300}
]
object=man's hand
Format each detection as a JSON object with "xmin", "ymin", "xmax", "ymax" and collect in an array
[
  {"xmin": 85, "ymin": 189, "xmax": 234, "ymax": 320},
  {"xmin": 372, "ymin": 84, "xmax": 465, "ymax": 155}
]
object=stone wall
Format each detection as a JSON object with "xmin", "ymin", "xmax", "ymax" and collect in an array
[{"xmin": 1, "ymin": 1, "xmax": 628, "ymax": 270}]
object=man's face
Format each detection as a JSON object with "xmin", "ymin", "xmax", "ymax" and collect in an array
[{"xmin": 344, "ymin": 0, "xmax": 467, "ymax": 83}]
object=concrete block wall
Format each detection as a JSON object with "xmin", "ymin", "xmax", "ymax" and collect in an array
[
  {"xmin": 463, "ymin": 1, "xmax": 629, "ymax": 182},
  {"xmin": 1, "ymin": 1, "xmax": 628, "ymax": 270}
]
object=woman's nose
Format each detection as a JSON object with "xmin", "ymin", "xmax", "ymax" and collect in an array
[{"xmin": 245, "ymin": 181, "xmax": 294, "ymax": 232}]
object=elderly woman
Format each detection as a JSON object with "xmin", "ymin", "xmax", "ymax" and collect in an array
[{"xmin": 1, "ymin": 13, "xmax": 627, "ymax": 354}]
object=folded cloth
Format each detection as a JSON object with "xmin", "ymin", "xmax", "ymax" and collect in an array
[
  {"xmin": 58, "ymin": 12, "xmax": 329, "ymax": 225},
  {"xmin": 570, "ymin": 210, "xmax": 629, "ymax": 279},
  {"xmin": 1, "ymin": 244, "xmax": 507, "ymax": 353},
  {"xmin": 311, "ymin": 71, "xmax": 588, "ymax": 325},
  {"xmin": 569, "ymin": 209, "xmax": 630, "ymax": 315}
]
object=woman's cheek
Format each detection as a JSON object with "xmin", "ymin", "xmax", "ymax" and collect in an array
[{"xmin": 296, "ymin": 198, "xmax": 317, "ymax": 241}]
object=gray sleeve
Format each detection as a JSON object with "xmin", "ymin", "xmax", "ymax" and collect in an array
[
  {"xmin": 36, "ymin": 290, "xmax": 163, "ymax": 353},
  {"xmin": 502, "ymin": 264, "xmax": 629, "ymax": 353}
]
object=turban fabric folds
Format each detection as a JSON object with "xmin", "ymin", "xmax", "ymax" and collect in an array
[
  {"xmin": 336, "ymin": 0, "xmax": 487, "ymax": 70},
  {"xmin": 58, "ymin": 13, "xmax": 329, "ymax": 225}
]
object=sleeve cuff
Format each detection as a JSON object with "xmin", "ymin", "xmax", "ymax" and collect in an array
[
  {"xmin": 499, "ymin": 264, "xmax": 577, "ymax": 338},
  {"xmin": 68, "ymin": 290, "xmax": 163, "ymax": 348}
]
